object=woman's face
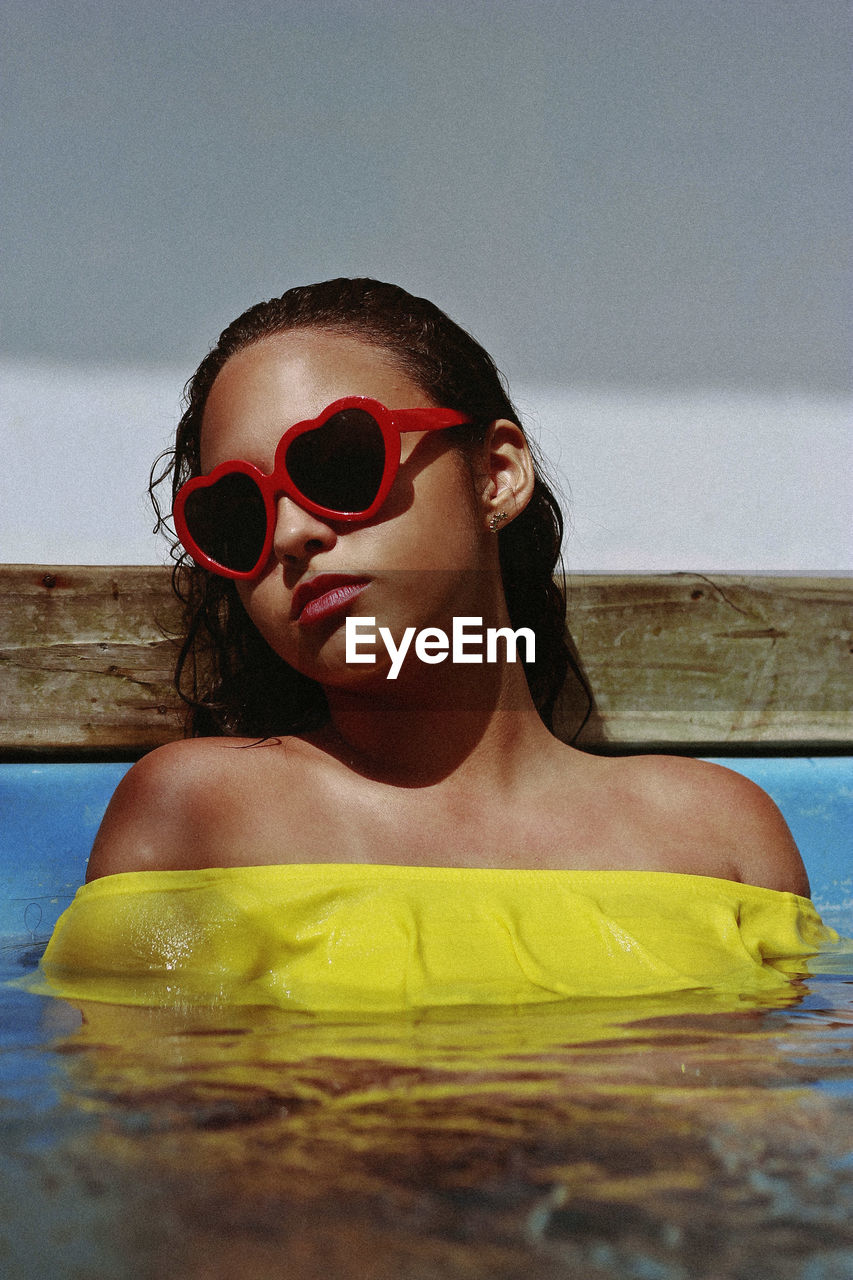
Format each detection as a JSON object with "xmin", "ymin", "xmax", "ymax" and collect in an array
[{"xmin": 199, "ymin": 329, "xmax": 504, "ymax": 687}]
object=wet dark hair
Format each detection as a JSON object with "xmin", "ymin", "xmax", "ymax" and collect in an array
[{"xmin": 151, "ymin": 277, "xmax": 584, "ymax": 736}]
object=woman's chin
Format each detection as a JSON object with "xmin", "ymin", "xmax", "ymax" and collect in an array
[{"xmin": 281, "ymin": 633, "xmax": 393, "ymax": 692}]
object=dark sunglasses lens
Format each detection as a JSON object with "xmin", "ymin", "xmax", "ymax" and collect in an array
[
  {"xmin": 286, "ymin": 409, "xmax": 385, "ymax": 513},
  {"xmin": 183, "ymin": 473, "xmax": 267, "ymax": 573}
]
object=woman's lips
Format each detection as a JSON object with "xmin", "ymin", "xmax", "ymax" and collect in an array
[{"xmin": 292, "ymin": 575, "xmax": 369, "ymax": 626}]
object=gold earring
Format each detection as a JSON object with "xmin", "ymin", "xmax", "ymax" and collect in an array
[{"xmin": 488, "ymin": 511, "xmax": 509, "ymax": 532}]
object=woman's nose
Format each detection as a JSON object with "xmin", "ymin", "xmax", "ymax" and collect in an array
[{"xmin": 271, "ymin": 495, "xmax": 337, "ymax": 563}]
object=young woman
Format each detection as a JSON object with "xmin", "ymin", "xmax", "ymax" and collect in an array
[{"xmin": 42, "ymin": 280, "xmax": 827, "ymax": 1010}]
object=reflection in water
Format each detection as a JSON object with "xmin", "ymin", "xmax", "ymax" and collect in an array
[{"xmin": 2, "ymin": 959, "xmax": 852, "ymax": 1280}]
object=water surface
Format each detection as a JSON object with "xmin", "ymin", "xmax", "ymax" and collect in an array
[{"xmin": 2, "ymin": 938, "xmax": 851, "ymax": 1280}]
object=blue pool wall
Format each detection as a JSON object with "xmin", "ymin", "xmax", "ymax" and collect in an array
[{"xmin": 1, "ymin": 757, "xmax": 850, "ymax": 946}]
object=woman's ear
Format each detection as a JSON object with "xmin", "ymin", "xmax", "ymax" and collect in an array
[{"xmin": 478, "ymin": 419, "xmax": 536, "ymax": 532}]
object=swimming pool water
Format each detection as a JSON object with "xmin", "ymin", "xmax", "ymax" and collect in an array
[
  {"xmin": 2, "ymin": 942, "xmax": 851, "ymax": 1280},
  {"xmin": 1, "ymin": 759, "xmax": 851, "ymax": 1279}
]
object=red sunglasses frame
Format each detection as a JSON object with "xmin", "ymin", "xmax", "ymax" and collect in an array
[{"xmin": 173, "ymin": 396, "xmax": 472, "ymax": 580}]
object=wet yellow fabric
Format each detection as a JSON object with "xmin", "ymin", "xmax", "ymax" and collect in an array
[{"xmin": 36, "ymin": 865, "xmax": 834, "ymax": 1011}]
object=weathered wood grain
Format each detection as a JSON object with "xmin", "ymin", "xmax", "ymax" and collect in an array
[
  {"xmin": 0, "ymin": 566, "xmax": 183, "ymax": 753},
  {"xmin": 558, "ymin": 573, "xmax": 851, "ymax": 750},
  {"xmin": 0, "ymin": 566, "xmax": 850, "ymax": 755}
]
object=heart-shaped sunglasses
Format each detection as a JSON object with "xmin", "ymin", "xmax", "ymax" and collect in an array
[{"xmin": 173, "ymin": 397, "xmax": 472, "ymax": 579}]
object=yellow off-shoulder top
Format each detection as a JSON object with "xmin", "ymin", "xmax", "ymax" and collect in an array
[{"xmin": 33, "ymin": 865, "xmax": 836, "ymax": 1011}]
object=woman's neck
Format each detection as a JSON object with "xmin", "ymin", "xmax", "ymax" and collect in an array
[{"xmin": 318, "ymin": 657, "xmax": 554, "ymax": 789}]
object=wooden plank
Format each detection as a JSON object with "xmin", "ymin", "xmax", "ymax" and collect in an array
[
  {"xmin": 0, "ymin": 566, "xmax": 850, "ymax": 755},
  {"xmin": 559, "ymin": 573, "xmax": 852, "ymax": 750},
  {"xmin": 0, "ymin": 566, "xmax": 183, "ymax": 753}
]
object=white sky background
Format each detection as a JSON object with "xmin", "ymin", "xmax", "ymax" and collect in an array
[
  {"xmin": 1, "ymin": 1, "xmax": 850, "ymax": 570},
  {"xmin": 1, "ymin": 361, "xmax": 850, "ymax": 570}
]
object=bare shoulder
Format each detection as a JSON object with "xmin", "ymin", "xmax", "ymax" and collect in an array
[
  {"xmin": 619, "ymin": 754, "xmax": 811, "ymax": 896},
  {"xmin": 85, "ymin": 739, "xmax": 230, "ymax": 880},
  {"xmin": 85, "ymin": 736, "xmax": 311, "ymax": 881}
]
